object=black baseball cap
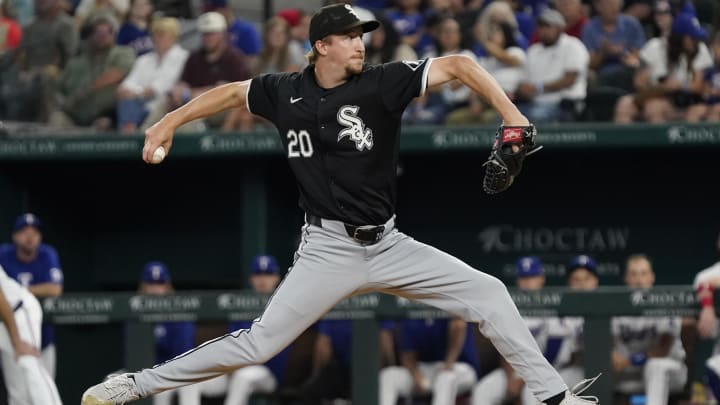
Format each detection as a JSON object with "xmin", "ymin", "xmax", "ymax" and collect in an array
[{"xmin": 309, "ymin": 4, "xmax": 379, "ymax": 44}]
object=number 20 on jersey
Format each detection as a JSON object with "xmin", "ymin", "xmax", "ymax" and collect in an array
[{"xmin": 287, "ymin": 130, "xmax": 314, "ymax": 158}]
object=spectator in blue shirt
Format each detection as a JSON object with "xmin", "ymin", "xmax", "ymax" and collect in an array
[
  {"xmin": 203, "ymin": 0, "xmax": 261, "ymax": 64},
  {"xmin": 0, "ymin": 213, "xmax": 63, "ymax": 379},
  {"xmin": 386, "ymin": 0, "xmax": 431, "ymax": 53},
  {"xmin": 224, "ymin": 254, "xmax": 290, "ymax": 405},
  {"xmin": 116, "ymin": 0, "xmax": 154, "ymax": 55},
  {"xmin": 302, "ymin": 318, "xmax": 397, "ymax": 405},
  {"xmin": 138, "ymin": 261, "xmax": 199, "ymax": 405},
  {"xmin": 581, "ymin": 0, "xmax": 645, "ymax": 87},
  {"xmin": 189, "ymin": 254, "xmax": 294, "ymax": 405},
  {"xmin": 380, "ymin": 317, "xmax": 479, "ymax": 405}
]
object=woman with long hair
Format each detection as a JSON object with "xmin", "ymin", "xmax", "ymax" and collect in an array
[
  {"xmin": 461, "ymin": 21, "xmax": 527, "ymax": 123},
  {"xmin": 366, "ymin": 13, "xmax": 417, "ymax": 64},
  {"xmin": 252, "ymin": 16, "xmax": 306, "ymax": 75},
  {"xmin": 117, "ymin": 0, "xmax": 154, "ymax": 55},
  {"xmin": 614, "ymin": 13, "xmax": 712, "ymax": 122},
  {"xmin": 473, "ymin": 1, "xmax": 526, "ymax": 58}
]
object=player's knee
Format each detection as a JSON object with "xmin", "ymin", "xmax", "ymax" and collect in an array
[
  {"xmin": 482, "ymin": 275, "xmax": 511, "ymax": 301},
  {"xmin": 643, "ymin": 357, "xmax": 673, "ymax": 378},
  {"xmin": 379, "ymin": 366, "xmax": 403, "ymax": 386},
  {"xmin": 434, "ymin": 369, "xmax": 456, "ymax": 385}
]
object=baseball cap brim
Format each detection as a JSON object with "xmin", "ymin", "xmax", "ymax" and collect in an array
[
  {"xmin": 332, "ymin": 19, "xmax": 379, "ymax": 37},
  {"xmin": 312, "ymin": 19, "xmax": 379, "ymax": 43}
]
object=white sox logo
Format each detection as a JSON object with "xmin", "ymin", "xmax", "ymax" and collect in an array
[
  {"xmin": 344, "ymin": 4, "xmax": 359, "ymax": 18},
  {"xmin": 337, "ymin": 105, "xmax": 373, "ymax": 151}
]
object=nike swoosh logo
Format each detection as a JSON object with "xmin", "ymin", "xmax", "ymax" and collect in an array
[{"xmin": 290, "ymin": 97, "xmax": 303, "ymax": 104}]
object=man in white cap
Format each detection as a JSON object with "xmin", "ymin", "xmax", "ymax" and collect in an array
[
  {"xmin": 165, "ymin": 11, "xmax": 252, "ymax": 131},
  {"xmin": 515, "ymin": 8, "xmax": 589, "ymax": 123}
]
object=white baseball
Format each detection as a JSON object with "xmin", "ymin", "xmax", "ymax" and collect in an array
[{"xmin": 152, "ymin": 146, "xmax": 166, "ymax": 164}]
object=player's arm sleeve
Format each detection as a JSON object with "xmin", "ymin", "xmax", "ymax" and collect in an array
[
  {"xmin": 174, "ymin": 323, "xmax": 196, "ymax": 354},
  {"xmin": 580, "ymin": 24, "xmax": 599, "ymax": 52},
  {"xmin": 246, "ymin": 73, "xmax": 284, "ymax": 121},
  {"xmin": 563, "ymin": 40, "xmax": 589, "ymax": 74},
  {"xmin": 379, "ymin": 58, "xmax": 433, "ymax": 112},
  {"xmin": 37, "ymin": 247, "xmax": 63, "ymax": 285},
  {"xmin": 629, "ymin": 18, "xmax": 646, "ymax": 50}
]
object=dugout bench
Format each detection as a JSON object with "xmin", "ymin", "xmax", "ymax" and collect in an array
[{"xmin": 43, "ymin": 286, "xmax": 707, "ymax": 405}]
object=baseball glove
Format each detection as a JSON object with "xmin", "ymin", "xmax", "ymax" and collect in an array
[{"xmin": 482, "ymin": 124, "xmax": 542, "ymax": 194}]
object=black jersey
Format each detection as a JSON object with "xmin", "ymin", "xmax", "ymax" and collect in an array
[{"xmin": 247, "ymin": 58, "xmax": 432, "ymax": 226}]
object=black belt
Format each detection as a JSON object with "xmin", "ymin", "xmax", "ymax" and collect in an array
[
  {"xmin": 306, "ymin": 214, "xmax": 386, "ymax": 245},
  {"xmin": 13, "ymin": 300, "xmax": 23, "ymax": 312}
]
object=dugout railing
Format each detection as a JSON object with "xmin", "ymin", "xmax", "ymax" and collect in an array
[{"xmin": 43, "ymin": 286, "xmax": 707, "ymax": 405}]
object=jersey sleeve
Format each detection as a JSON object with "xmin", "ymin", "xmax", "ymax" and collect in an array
[
  {"xmin": 170, "ymin": 322, "xmax": 196, "ymax": 356},
  {"xmin": 246, "ymin": 73, "xmax": 286, "ymax": 122},
  {"xmin": 37, "ymin": 246, "xmax": 63, "ymax": 284},
  {"xmin": 379, "ymin": 58, "xmax": 433, "ymax": 112}
]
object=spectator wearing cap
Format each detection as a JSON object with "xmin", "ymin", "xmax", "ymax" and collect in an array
[
  {"xmin": 191, "ymin": 254, "xmax": 291, "ymax": 405},
  {"xmin": 277, "ymin": 8, "xmax": 312, "ymax": 53},
  {"xmin": 614, "ymin": 13, "xmax": 712, "ymax": 123},
  {"xmin": 50, "ymin": 14, "xmax": 136, "ymax": 129},
  {"xmin": 515, "ymin": 8, "xmax": 589, "ymax": 122},
  {"xmin": 581, "ymin": 0, "xmax": 645, "ymax": 88},
  {"xmin": 73, "ymin": 0, "xmax": 129, "ymax": 31},
  {"xmin": 566, "ymin": 254, "xmax": 599, "ymax": 291},
  {"xmin": 138, "ymin": 261, "xmax": 200, "ymax": 405},
  {"xmin": 204, "ymin": 0, "xmax": 261, "ymax": 64},
  {"xmin": 557, "ymin": 255, "xmax": 601, "ymax": 389},
  {"xmin": 156, "ymin": 11, "xmax": 252, "ymax": 133},
  {"xmin": 0, "ymin": 213, "xmax": 64, "ymax": 378},
  {"xmin": 473, "ymin": 257, "xmax": 572, "ymax": 405},
  {"xmin": 116, "ymin": 17, "xmax": 189, "ymax": 133},
  {"xmin": 612, "ymin": 254, "xmax": 686, "ymax": 404},
  {"xmin": 538, "ymin": 0, "xmax": 587, "ymax": 40}
]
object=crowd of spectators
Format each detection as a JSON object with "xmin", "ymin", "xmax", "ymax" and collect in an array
[{"xmin": 0, "ymin": 0, "xmax": 719, "ymax": 132}]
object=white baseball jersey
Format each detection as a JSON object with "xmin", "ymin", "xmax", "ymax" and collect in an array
[
  {"xmin": 0, "ymin": 266, "xmax": 25, "ymax": 310},
  {"xmin": 694, "ymin": 261, "xmax": 720, "ymax": 289},
  {"xmin": 524, "ymin": 317, "xmax": 575, "ymax": 368},
  {"xmin": 0, "ymin": 265, "xmax": 63, "ymax": 405},
  {"xmin": 611, "ymin": 316, "xmax": 685, "ymax": 363}
]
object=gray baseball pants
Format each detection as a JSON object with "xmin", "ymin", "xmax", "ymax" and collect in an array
[{"xmin": 133, "ymin": 216, "xmax": 568, "ymax": 402}]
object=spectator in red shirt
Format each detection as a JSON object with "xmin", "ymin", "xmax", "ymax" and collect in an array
[{"xmin": 0, "ymin": 0, "xmax": 22, "ymax": 52}]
